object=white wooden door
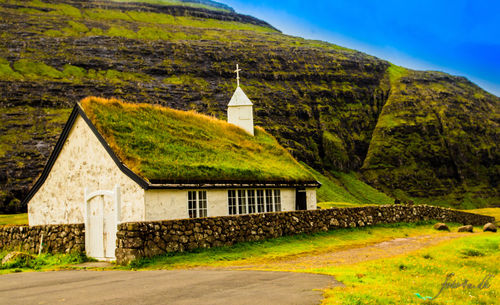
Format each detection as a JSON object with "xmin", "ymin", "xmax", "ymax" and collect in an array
[
  {"xmin": 103, "ymin": 213, "xmax": 116, "ymax": 258},
  {"xmin": 88, "ymin": 210, "xmax": 104, "ymax": 258}
]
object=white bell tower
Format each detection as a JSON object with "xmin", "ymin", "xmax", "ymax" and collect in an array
[{"xmin": 227, "ymin": 64, "xmax": 254, "ymax": 136}]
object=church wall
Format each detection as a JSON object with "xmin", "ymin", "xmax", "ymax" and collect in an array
[
  {"xmin": 28, "ymin": 116, "xmax": 145, "ymax": 226},
  {"xmin": 306, "ymin": 188, "xmax": 317, "ymax": 210},
  {"xmin": 143, "ymin": 188, "xmax": 300, "ymax": 221},
  {"xmin": 144, "ymin": 189, "xmax": 230, "ymax": 220},
  {"xmin": 280, "ymin": 189, "xmax": 296, "ymax": 211},
  {"xmin": 144, "ymin": 189, "xmax": 188, "ymax": 221}
]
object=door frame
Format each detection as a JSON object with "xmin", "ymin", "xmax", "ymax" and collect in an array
[
  {"xmin": 295, "ymin": 187, "xmax": 307, "ymax": 210},
  {"xmin": 84, "ymin": 185, "xmax": 121, "ymax": 260}
]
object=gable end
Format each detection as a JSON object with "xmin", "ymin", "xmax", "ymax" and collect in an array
[
  {"xmin": 22, "ymin": 104, "xmax": 150, "ymax": 207},
  {"xmin": 76, "ymin": 104, "xmax": 150, "ymax": 189}
]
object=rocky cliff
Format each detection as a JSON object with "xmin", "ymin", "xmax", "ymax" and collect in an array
[{"xmin": 0, "ymin": 0, "xmax": 498, "ymax": 211}]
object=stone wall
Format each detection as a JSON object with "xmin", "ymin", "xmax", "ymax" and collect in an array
[
  {"xmin": 0, "ymin": 224, "xmax": 84, "ymax": 254},
  {"xmin": 115, "ymin": 204, "xmax": 495, "ymax": 264}
]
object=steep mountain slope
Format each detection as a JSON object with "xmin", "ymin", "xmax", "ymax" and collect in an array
[
  {"xmin": 363, "ymin": 68, "xmax": 499, "ymax": 207},
  {"xmin": 0, "ymin": 0, "xmax": 498, "ymax": 211}
]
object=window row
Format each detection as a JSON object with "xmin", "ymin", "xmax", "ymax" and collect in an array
[
  {"xmin": 228, "ymin": 189, "xmax": 281, "ymax": 215},
  {"xmin": 188, "ymin": 189, "xmax": 282, "ymax": 218}
]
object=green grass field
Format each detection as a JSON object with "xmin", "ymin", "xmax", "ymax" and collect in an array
[
  {"xmin": 0, "ymin": 251, "xmax": 92, "ymax": 274},
  {"xmin": 318, "ymin": 202, "xmax": 375, "ymax": 208},
  {"xmin": 465, "ymin": 208, "xmax": 500, "ymax": 225},
  {"xmin": 319, "ymin": 234, "xmax": 499, "ymax": 304},
  {"xmin": 0, "ymin": 213, "xmax": 27, "ymax": 225}
]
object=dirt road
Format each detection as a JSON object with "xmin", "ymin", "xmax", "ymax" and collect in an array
[{"xmin": 227, "ymin": 233, "xmax": 468, "ymax": 270}]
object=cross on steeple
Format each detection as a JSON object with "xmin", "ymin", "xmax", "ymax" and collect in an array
[{"xmin": 234, "ymin": 64, "xmax": 241, "ymax": 87}]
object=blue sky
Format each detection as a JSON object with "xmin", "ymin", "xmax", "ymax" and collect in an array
[{"xmin": 220, "ymin": 0, "xmax": 500, "ymax": 96}]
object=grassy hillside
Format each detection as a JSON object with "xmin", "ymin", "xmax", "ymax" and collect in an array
[
  {"xmin": 0, "ymin": 0, "xmax": 498, "ymax": 211},
  {"xmin": 363, "ymin": 70, "xmax": 499, "ymax": 208},
  {"xmin": 302, "ymin": 163, "xmax": 393, "ymax": 205},
  {"xmin": 109, "ymin": 0, "xmax": 234, "ymax": 12}
]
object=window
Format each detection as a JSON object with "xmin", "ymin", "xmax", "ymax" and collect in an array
[
  {"xmin": 265, "ymin": 190, "xmax": 274, "ymax": 212},
  {"xmin": 188, "ymin": 191, "xmax": 197, "ymax": 218},
  {"xmin": 274, "ymin": 190, "xmax": 281, "ymax": 212},
  {"xmin": 247, "ymin": 190, "xmax": 256, "ymax": 213},
  {"xmin": 257, "ymin": 190, "xmax": 265, "ymax": 213},
  {"xmin": 238, "ymin": 190, "xmax": 247, "ymax": 214},
  {"xmin": 228, "ymin": 190, "xmax": 237, "ymax": 215},
  {"xmin": 228, "ymin": 189, "xmax": 281, "ymax": 215},
  {"xmin": 198, "ymin": 191, "xmax": 207, "ymax": 217},
  {"xmin": 188, "ymin": 191, "xmax": 207, "ymax": 218}
]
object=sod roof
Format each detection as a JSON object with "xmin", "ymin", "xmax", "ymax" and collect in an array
[{"xmin": 79, "ymin": 97, "xmax": 317, "ymax": 185}]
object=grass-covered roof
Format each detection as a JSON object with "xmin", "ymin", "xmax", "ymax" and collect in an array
[{"xmin": 80, "ymin": 97, "xmax": 316, "ymax": 184}]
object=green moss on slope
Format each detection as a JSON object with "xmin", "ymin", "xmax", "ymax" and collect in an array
[
  {"xmin": 81, "ymin": 97, "xmax": 315, "ymax": 183},
  {"xmin": 109, "ymin": 0, "xmax": 233, "ymax": 12},
  {"xmin": 363, "ymin": 69, "xmax": 499, "ymax": 208},
  {"xmin": 302, "ymin": 163, "xmax": 393, "ymax": 204}
]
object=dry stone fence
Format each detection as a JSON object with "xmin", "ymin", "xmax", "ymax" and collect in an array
[
  {"xmin": 0, "ymin": 224, "xmax": 84, "ymax": 254},
  {"xmin": 114, "ymin": 204, "xmax": 494, "ymax": 264},
  {"xmin": 0, "ymin": 205, "xmax": 494, "ymax": 265}
]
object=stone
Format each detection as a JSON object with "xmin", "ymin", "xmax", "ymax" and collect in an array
[
  {"xmin": 433, "ymin": 223, "xmax": 450, "ymax": 231},
  {"xmin": 329, "ymin": 218, "xmax": 339, "ymax": 226},
  {"xmin": 483, "ymin": 223, "xmax": 497, "ymax": 232},
  {"xmin": 457, "ymin": 225, "xmax": 473, "ymax": 232}
]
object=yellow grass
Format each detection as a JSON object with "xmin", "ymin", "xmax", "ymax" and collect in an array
[
  {"xmin": 464, "ymin": 208, "xmax": 500, "ymax": 224},
  {"xmin": 0, "ymin": 213, "xmax": 28, "ymax": 225}
]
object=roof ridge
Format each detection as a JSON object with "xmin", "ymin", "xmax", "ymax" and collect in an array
[{"xmin": 228, "ymin": 86, "xmax": 253, "ymax": 106}]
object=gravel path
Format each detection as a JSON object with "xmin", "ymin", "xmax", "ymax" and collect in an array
[{"xmin": 227, "ymin": 233, "xmax": 468, "ymax": 270}]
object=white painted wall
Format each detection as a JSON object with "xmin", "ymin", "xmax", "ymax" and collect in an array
[
  {"xmin": 227, "ymin": 105, "xmax": 254, "ymax": 135},
  {"xmin": 280, "ymin": 189, "xmax": 296, "ymax": 211},
  {"xmin": 145, "ymin": 189, "xmax": 229, "ymax": 220},
  {"xmin": 28, "ymin": 115, "xmax": 145, "ymax": 226},
  {"xmin": 306, "ymin": 187, "xmax": 317, "ymax": 210},
  {"xmin": 144, "ymin": 188, "xmax": 315, "ymax": 221}
]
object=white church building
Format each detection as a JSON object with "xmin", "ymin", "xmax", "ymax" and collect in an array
[{"xmin": 23, "ymin": 66, "xmax": 320, "ymax": 260}]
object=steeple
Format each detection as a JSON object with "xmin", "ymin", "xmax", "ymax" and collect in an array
[{"xmin": 227, "ymin": 64, "xmax": 254, "ymax": 136}]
